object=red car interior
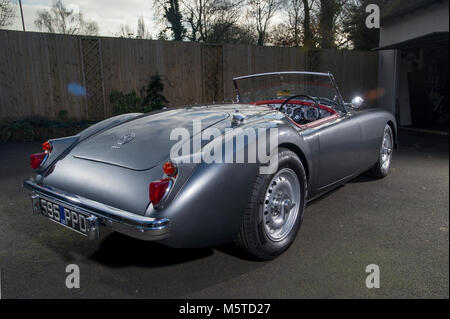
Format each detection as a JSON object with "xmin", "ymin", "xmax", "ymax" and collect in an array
[{"xmin": 253, "ymin": 100, "xmax": 340, "ymax": 129}]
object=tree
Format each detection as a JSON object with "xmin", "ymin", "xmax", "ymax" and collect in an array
[
  {"xmin": 116, "ymin": 17, "xmax": 151, "ymax": 39},
  {"xmin": 302, "ymin": 0, "xmax": 315, "ymax": 48},
  {"xmin": 317, "ymin": 0, "xmax": 356, "ymax": 49},
  {"xmin": 201, "ymin": 0, "xmax": 244, "ymax": 43},
  {"xmin": 269, "ymin": 23, "xmax": 295, "ymax": 46},
  {"xmin": 156, "ymin": 29, "xmax": 170, "ymax": 40},
  {"xmin": 182, "ymin": 0, "xmax": 241, "ymax": 42},
  {"xmin": 117, "ymin": 24, "xmax": 134, "ymax": 38},
  {"xmin": 0, "ymin": 0, "xmax": 15, "ymax": 28},
  {"xmin": 154, "ymin": 0, "xmax": 186, "ymax": 41},
  {"xmin": 209, "ymin": 23, "xmax": 257, "ymax": 44},
  {"xmin": 34, "ymin": 0, "xmax": 99, "ymax": 35},
  {"xmin": 247, "ymin": 0, "xmax": 282, "ymax": 46},
  {"xmin": 343, "ymin": 0, "xmax": 386, "ymax": 50},
  {"xmin": 270, "ymin": 0, "xmax": 316, "ymax": 48},
  {"xmin": 137, "ymin": 16, "xmax": 151, "ymax": 39},
  {"xmin": 284, "ymin": 0, "xmax": 302, "ymax": 46},
  {"xmin": 318, "ymin": 0, "xmax": 338, "ymax": 48},
  {"xmin": 182, "ymin": 0, "xmax": 212, "ymax": 41},
  {"xmin": 142, "ymin": 74, "xmax": 168, "ymax": 108},
  {"xmin": 155, "ymin": 0, "xmax": 250, "ymax": 43}
]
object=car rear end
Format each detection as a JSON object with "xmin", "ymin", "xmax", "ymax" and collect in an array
[
  {"xmin": 23, "ymin": 122, "xmax": 196, "ymax": 242},
  {"xmin": 24, "ymin": 137, "xmax": 184, "ymax": 241},
  {"xmin": 23, "ymin": 108, "xmax": 234, "ymax": 243}
]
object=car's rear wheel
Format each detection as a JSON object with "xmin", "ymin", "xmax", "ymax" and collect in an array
[
  {"xmin": 365, "ymin": 124, "xmax": 394, "ymax": 179},
  {"xmin": 234, "ymin": 148, "xmax": 307, "ymax": 260}
]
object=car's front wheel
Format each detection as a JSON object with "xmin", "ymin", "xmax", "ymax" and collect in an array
[
  {"xmin": 234, "ymin": 148, "xmax": 307, "ymax": 260},
  {"xmin": 365, "ymin": 124, "xmax": 394, "ymax": 179}
]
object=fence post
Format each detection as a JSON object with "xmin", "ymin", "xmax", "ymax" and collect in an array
[
  {"xmin": 80, "ymin": 37, "xmax": 106, "ymax": 120},
  {"xmin": 79, "ymin": 38, "xmax": 89, "ymax": 120},
  {"xmin": 203, "ymin": 44, "xmax": 224, "ymax": 104}
]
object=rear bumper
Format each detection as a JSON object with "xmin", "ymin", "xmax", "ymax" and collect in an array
[{"xmin": 23, "ymin": 179, "xmax": 170, "ymax": 241}]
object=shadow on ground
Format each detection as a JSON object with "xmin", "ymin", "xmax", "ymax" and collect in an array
[{"xmin": 90, "ymin": 232, "xmax": 214, "ymax": 267}]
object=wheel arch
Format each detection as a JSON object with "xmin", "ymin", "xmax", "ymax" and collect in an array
[
  {"xmin": 278, "ymin": 143, "xmax": 310, "ymax": 183},
  {"xmin": 387, "ymin": 120, "xmax": 398, "ymax": 149}
]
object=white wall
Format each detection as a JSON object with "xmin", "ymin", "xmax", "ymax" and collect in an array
[
  {"xmin": 377, "ymin": 0, "xmax": 449, "ymax": 119},
  {"xmin": 377, "ymin": 50, "xmax": 398, "ymax": 114},
  {"xmin": 380, "ymin": 1, "xmax": 449, "ymax": 47}
]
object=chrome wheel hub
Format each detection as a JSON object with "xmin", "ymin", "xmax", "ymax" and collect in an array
[
  {"xmin": 263, "ymin": 168, "xmax": 301, "ymax": 242},
  {"xmin": 380, "ymin": 131, "xmax": 393, "ymax": 172}
]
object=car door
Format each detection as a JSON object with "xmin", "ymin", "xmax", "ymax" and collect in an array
[{"xmin": 315, "ymin": 112, "xmax": 362, "ymax": 191}]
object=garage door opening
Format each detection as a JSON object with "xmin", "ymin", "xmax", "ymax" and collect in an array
[
  {"xmin": 403, "ymin": 45, "xmax": 448, "ymax": 132},
  {"xmin": 376, "ymin": 32, "xmax": 449, "ymax": 133}
]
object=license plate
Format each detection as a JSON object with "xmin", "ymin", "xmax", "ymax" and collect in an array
[{"xmin": 36, "ymin": 196, "xmax": 91, "ymax": 236}]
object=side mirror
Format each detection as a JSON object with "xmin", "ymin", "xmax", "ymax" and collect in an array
[{"xmin": 351, "ymin": 96, "xmax": 364, "ymax": 109}]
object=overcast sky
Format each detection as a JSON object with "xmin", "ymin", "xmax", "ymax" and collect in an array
[{"xmin": 8, "ymin": 0, "xmax": 159, "ymax": 37}]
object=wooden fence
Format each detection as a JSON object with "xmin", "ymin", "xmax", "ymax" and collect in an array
[{"xmin": 0, "ymin": 30, "xmax": 379, "ymax": 120}]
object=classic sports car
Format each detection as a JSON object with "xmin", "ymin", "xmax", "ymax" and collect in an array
[{"xmin": 24, "ymin": 71, "xmax": 397, "ymax": 260}]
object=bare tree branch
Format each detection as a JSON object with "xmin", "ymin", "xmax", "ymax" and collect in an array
[
  {"xmin": 247, "ymin": 0, "xmax": 282, "ymax": 45},
  {"xmin": 180, "ymin": 0, "xmax": 243, "ymax": 42},
  {"xmin": 117, "ymin": 24, "xmax": 134, "ymax": 38},
  {"xmin": 137, "ymin": 16, "xmax": 151, "ymax": 39},
  {"xmin": 34, "ymin": 0, "xmax": 99, "ymax": 36},
  {"xmin": 0, "ymin": 0, "xmax": 15, "ymax": 28}
]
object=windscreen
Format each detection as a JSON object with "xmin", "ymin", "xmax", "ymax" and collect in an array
[{"xmin": 235, "ymin": 73, "xmax": 342, "ymax": 107}]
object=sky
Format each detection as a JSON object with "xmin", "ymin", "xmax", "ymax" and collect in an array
[{"xmin": 8, "ymin": 0, "xmax": 159, "ymax": 37}]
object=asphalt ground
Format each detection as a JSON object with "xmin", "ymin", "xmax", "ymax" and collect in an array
[{"xmin": 0, "ymin": 129, "xmax": 448, "ymax": 298}]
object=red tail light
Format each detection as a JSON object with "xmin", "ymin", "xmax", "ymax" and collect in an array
[
  {"xmin": 42, "ymin": 141, "xmax": 52, "ymax": 152},
  {"xmin": 30, "ymin": 153, "xmax": 47, "ymax": 169},
  {"xmin": 149, "ymin": 178, "xmax": 172, "ymax": 206},
  {"xmin": 163, "ymin": 161, "xmax": 177, "ymax": 177}
]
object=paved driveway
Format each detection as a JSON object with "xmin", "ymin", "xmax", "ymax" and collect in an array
[{"xmin": 0, "ymin": 130, "xmax": 448, "ymax": 298}]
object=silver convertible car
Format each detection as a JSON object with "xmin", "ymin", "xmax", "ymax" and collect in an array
[{"xmin": 24, "ymin": 71, "xmax": 397, "ymax": 260}]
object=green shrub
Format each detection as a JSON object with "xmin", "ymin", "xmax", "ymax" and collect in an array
[
  {"xmin": 1, "ymin": 74, "xmax": 169, "ymax": 141},
  {"xmin": 0, "ymin": 114, "xmax": 97, "ymax": 142},
  {"xmin": 109, "ymin": 73, "xmax": 168, "ymax": 116},
  {"xmin": 143, "ymin": 74, "xmax": 168, "ymax": 109},
  {"xmin": 58, "ymin": 109, "xmax": 69, "ymax": 121},
  {"xmin": 109, "ymin": 90, "xmax": 152, "ymax": 115}
]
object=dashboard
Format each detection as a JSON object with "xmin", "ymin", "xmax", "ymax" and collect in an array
[{"xmin": 269, "ymin": 103, "xmax": 334, "ymax": 124}]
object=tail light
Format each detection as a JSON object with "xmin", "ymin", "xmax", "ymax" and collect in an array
[
  {"xmin": 42, "ymin": 141, "xmax": 52, "ymax": 152},
  {"xmin": 163, "ymin": 161, "xmax": 177, "ymax": 177},
  {"xmin": 149, "ymin": 178, "xmax": 173, "ymax": 206},
  {"xmin": 30, "ymin": 153, "xmax": 47, "ymax": 169},
  {"xmin": 30, "ymin": 140, "xmax": 52, "ymax": 170}
]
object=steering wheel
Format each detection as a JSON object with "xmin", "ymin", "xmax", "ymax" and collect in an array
[{"xmin": 279, "ymin": 94, "xmax": 319, "ymax": 114}]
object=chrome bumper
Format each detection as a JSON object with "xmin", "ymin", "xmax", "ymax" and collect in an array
[{"xmin": 23, "ymin": 179, "xmax": 170, "ymax": 241}]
